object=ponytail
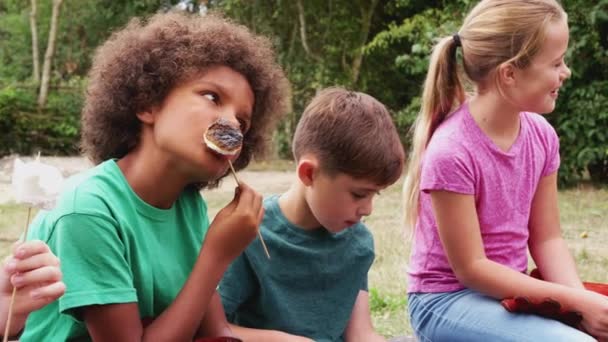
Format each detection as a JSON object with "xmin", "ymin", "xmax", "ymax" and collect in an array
[{"xmin": 402, "ymin": 35, "xmax": 465, "ymax": 231}]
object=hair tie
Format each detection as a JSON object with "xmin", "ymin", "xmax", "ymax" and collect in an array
[{"xmin": 452, "ymin": 33, "xmax": 462, "ymax": 47}]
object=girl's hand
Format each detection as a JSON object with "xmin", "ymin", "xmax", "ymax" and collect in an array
[
  {"xmin": 204, "ymin": 182, "xmax": 264, "ymax": 265},
  {"xmin": 577, "ymin": 290, "xmax": 608, "ymax": 340},
  {"xmin": 1, "ymin": 240, "xmax": 65, "ymax": 317}
]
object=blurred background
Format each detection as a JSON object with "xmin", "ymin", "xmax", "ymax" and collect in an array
[
  {"xmin": 0, "ymin": 0, "xmax": 607, "ymax": 186},
  {"xmin": 0, "ymin": 0, "xmax": 607, "ymax": 337}
]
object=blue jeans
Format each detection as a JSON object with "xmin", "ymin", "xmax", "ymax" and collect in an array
[{"xmin": 408, "ymin": 289, "xmax": 596, "ymax": 342}]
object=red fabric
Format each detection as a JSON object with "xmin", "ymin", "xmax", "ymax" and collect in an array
[{"xmin": 501, "ymin": 269, "xmax": 608, "ymax": 328}]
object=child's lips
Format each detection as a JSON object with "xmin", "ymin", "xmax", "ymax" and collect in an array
[{"xmin": 205, "ymin": 144, "xmax": 236, "ymax": 161}]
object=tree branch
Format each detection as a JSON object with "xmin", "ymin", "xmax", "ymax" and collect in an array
[
  {"xmin": 296, "ymin": 0, "xmax": 322, "ymax": 61},
  {"xmin": 350, "ymin": 0, "xmax": 379, "ymax": 85},
  {"xmin": 30, "ymin": 0, "xmax": 40, "ymax": 83},
  {"xmin": 38, "ymin": 0, "xmax": 63, "ymax": 108}
]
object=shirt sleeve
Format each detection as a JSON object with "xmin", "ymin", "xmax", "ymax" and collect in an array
[
  {"xmin": 541, "ymin": 122, "xmax": 561, "ymax": 176},
  {"xmin": 218, "ymin": 252, "xmax": 257, "ymax": 321},
  {"xmin": 420, "ymin": 138, "xmax": 475, "ymax": 195},
  {"xmin": 50, "ymin": 213, "xmax": 137, "ymax": 319}
]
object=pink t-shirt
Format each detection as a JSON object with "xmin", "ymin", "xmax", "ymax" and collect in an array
[{"xmin": 407, "ymin": 103, "xmax": 560, "ymax": 293}]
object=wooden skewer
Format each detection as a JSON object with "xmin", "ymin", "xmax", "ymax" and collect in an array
[
  {"xmin": 3, "ymin": 207, "xmax": 32, "ymax": 342},
  {"xmin": 227, "ymin": 160, "xmax": 240, "ymax": 186},
  {"xmin": 228, "ymin": 160, "xmax": 271, "ymax": 260}
]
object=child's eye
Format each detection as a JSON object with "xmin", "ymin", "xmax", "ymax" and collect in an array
[
  {"xmin": 351, "ymin": 192, "xmax": 366, "ymax": 200},
  {"xmin": 202, "ymin": 92, "xmax": 219, "ymax": 103}
]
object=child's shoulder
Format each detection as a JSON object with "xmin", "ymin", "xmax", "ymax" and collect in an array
[
  {"xmin": 522, "ymin": 111, "xmax": 557, "ymax": 134},
  {"xmin": 425, "ymin": 110, "xmax": 474, "ymax": 162},
  {"xmin": 429, "ymin": 106, "xmax": 471, "ymax": 147},
  {"xmin": 55, "ymin": 160, "xmax": 128, "ymax": 212}
]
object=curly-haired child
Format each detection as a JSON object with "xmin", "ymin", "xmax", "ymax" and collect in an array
[{"xmin": 20, "ymin": 11, "xmax": 290, "ymax": 341}]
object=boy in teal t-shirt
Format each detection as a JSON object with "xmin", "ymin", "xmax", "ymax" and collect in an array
[
  {"xmin": 20, "ymin": 11, "xmax": 290, "ymax": 341},
  {"xmin": 219, "ymin": 88, "xmax": 405, "ymax": 341}
]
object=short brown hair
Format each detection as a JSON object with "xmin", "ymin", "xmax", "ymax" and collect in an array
[
  {"xmin": 293, "ymin": 87, "xmax": 404, "ymax": 185},
  {"xmin": 81, "ymin": 11, "xmax": 291, "ymax": 186}
]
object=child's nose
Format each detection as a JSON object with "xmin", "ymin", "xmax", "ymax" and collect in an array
[
  {"xmin": 561, "ymin": 64, "xmax": 572, "ymax": 80},
  {"xmin": 357, "ymin": 199, "xmax": 373, "ymax": 217},
  {"xmin": 220, "ymin": 110, "xmax": 241, "ymax": 129}
]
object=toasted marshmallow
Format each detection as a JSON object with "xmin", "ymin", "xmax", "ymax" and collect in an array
[{"xmin": 203, "ymin": 118, "xmax": 243, "ymax": 156}]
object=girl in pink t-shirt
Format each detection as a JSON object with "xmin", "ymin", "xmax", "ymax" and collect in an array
[{"xmin": 403, "ymin": 0, "xmax": 608, "ymax": 341}]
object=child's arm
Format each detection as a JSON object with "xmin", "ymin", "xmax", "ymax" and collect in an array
[
  {"xmin": 430, "ymin": 187, "xmax": 608, "ymax": 339},
  {"xmin": 528, "ymin": 173, "xmax": 608, "ymax": 336},
  {"xmin": 0, "ymin": 240, "xmax": 65, "ymax": 338},
  {"xmin": 197, "ymin": 291, "xmax": 233, "ymax": 337},
  {"xmin": 343, "ymin": 290, "xmax": 386, "ymax": 342},
  {"xmin": 228, "ymin": 324, "xmax": 313, "ymax": 342},
  {"xmin": 82, "ymin": 183, "xmax": 263, "ymax": 342},
  {"xmin": 527, "ymin": 173, "xmax": 583, "ymax": 288}
]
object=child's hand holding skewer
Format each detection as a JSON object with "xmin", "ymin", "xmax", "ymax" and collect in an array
[
  {"xmin": 0, "ymin": 241, "xmax": 65, "ymax": 338},
  {"xmin": 203, "ymin": 183, "xmax": 264, "ymax": 266},
  {"xmin": 3, "ymin": 156, "xmax": 64, "ymax": 341},
  {"xmin": 204, "ymin": 119, "xmax": 271, "ymax": 259}
]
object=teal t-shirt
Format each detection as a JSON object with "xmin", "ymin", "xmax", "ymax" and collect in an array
[
  {"xmin": 20, "ymin": 160, "xmax": 209, "ymax": 342},
  {"xmin": 219, "ymin": 195, "xmax": 375, "ymax": 342}
]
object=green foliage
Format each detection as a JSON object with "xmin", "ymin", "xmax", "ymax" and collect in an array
[
  {"xmin": 0, "ymin": 85, "xmax": 82, "ymax": 156},
  {"xmin": 369, "ymin": 287, "xmax": 407, "ymax": 313},
  {"xmin": 550, "ymin": 0, "xmax": 608, "ymax": 185},
  {"xmin": 217, "ymin": 0, "xmax": 390, "ymax": 158},
  {"xmin": 363, "ymin": 1, "xmax": 468, "ymax": 148},
  {"xmin": 0, "ymin": 11, "xmax": 34, "ymax": 81},
  {"xmin": 368, "ymin": 0, "xmax": 608, "ymax": 186},
  {"xmin": 0, "ymin": 1, "xmax": 167, "ymax": 83},
  {"xmin": 553, "ymin": 81, "xmax": 608, "ymax": 185},
  {"xmin": 0, "ymin": 0, "xmax": 607, "ymax": 185}
]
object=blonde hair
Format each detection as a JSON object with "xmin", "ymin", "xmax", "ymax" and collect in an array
[{"xmin": 403, "ymin": 0, "xmax": 566, "ymax": 229}]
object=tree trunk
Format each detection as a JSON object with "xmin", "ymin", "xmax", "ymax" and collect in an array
[
  {"xmin": 296, "ymin": 0, "xmax": 322, "ymax": 61},
  {"xmin": 38, "ymin": 0, "xmax": 63, "ymax": 108},
  {"xmin": 350, "ymin": 0, "xmax": 379, "ymax": 86},
  {"xmin": 30, "ymin": 0, "xmax": 40, "ymax": 83}
]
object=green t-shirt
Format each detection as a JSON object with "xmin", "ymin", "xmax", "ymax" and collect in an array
[
  {"xmin": 20, "ymin": 160, "xmax": 209, "ymax": 342},
  {"xmin": 219, "ymin": 195, "xmax": 375, "ymax": 342}
]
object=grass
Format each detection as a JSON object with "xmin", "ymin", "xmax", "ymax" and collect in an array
[{"xmin": 1, "ymin": 160, "xmax": 607, "ymax": 338}]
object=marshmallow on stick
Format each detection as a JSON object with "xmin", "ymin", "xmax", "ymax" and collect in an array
[
  {"xmin": 203, "ymin": 119, "xmax": 271, "ymax": 259},
  {"xmin": 12, "ymin": 156, "xmax": 64, "ymax": 210},
  {"xmin": 203, "ymin": 118, "xmax": 243, "ymax": 156},
  {"xmin": 3, "ymin": 156, "xmax": 64, "ymax": 342}
]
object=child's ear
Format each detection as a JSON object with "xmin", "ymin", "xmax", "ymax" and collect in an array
[
  {"xmin": 136, "ymin": 108, "xmax": 156, "ymax": 124},
  {"xmin": 297, "ymin": 157, "xmax": 319, "ymax": 186},
  {"xmin": 497, "ymin": 62, "xmax": 517, "ymax": 87}
]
